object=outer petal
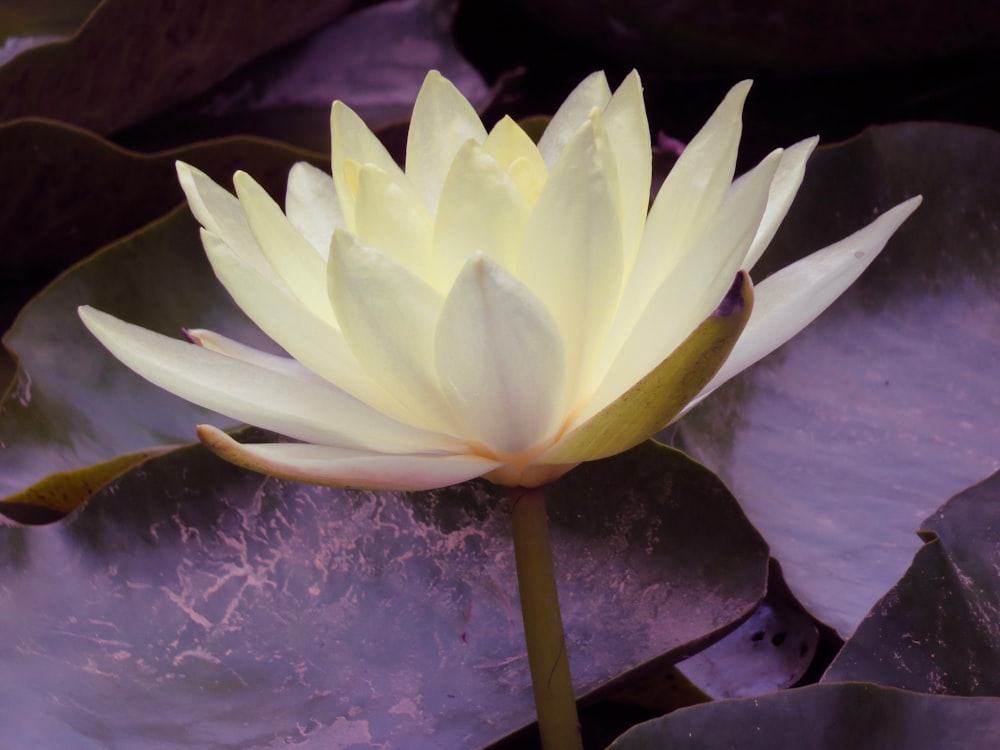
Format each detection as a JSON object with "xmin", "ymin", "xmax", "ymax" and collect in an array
[
  {"xmin": 78, "ymin": 307, "xmax": 454, "ymax": 453},
  {"xmin": 602, "ymin": 70, "xmax": 652, "ymax": 267},
  {"xmin": 685, "ymin": 196, "xmax": 923, "ymax": 411},
  {"xmin": 330, "ymin": 100, "xmax": 413, "ymax": 228},
  {"xmin": 537, "ymin": 71, "xmax": 612, "ymax": 167},
  {"xmin": 431, "ymin": 141, "xmax": 532, "ymax": 289},
  {"xmin": 519, "ymin": 114, "xmax": 623, "ymax": 406},
  {"xmin": 234, "ymin": 171, "xmax": 333, "ymax": 322},
  {"xmin": 587, "ymin": 148, "xmax": 781, "ymax": 423},
  {"xmin": 740, "ymin": 137, "xmax": 819, "ymax": 272},
  {"xmin": 198, "ymin": 425, "xmax": 500, "ymax": 491},
  {"xmin": 184, "ymin": 328, "xmax": 329, "ymax": 386},
  {"xmin": 353, "ymin": 163, "xmax": 433, "ymax": 276},
  {"xmin": 285, "ymin": 161, "xmax": 342, "ymax": 259},
  {"xmin": 435, "ymin": 254, "xmax": 566, "ymax": 454},
  {"xmin": 541, "ymin": 273, "xmax": 752, "ymax": 464},
  {"xmin": 328, "ymin": 229, "xmax": 454, "ymax": 432},
  {"xmin": 405, "ymin": 70, "xmax": 488, "ymax": 212}
]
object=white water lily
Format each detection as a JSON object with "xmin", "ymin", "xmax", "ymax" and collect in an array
[{"xmin": 79, "ymin": 71, "xmax": 920, "ymax": 490}]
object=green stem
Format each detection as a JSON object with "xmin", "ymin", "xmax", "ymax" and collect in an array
[{"xmin": 510, "ymin": 486, "xmax": 583, "ymax": 750}]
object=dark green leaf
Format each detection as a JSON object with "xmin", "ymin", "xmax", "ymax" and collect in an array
[
  {"xmin": 0, "ymin": 435, "xmax": 768, "ymax": 748},
  {"xmin": 679, "ymin": 122, "xmax": 1000, "ymax": 637},
  {"xmin": 824, "ymin": 471, "xmax": 1000, "ymax": 695},
  {"xmin": 607, "ymin": 682, "xmax": 1000, "ymax": 749},
  {"xmin": 0, "ymin": 118, "xmax": 324, "ymax": 280},
  {"xmin": 0, "ymin": 209, "xmax": 265, "ymax": 516},
  {"xmin": 676, "ymin": 592, "xmax": 818, "ymax": 698},
  {"xmin": 0, "ymin": 0, "xmax": 354, "ymax": 132},
  {"xmin": 145, "ymin": 0, "xmax": 490, "ymax": 153}
]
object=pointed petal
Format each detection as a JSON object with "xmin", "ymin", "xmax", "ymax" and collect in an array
[
  {"xmin": 619, "ymin": 81, "xmax": 751, "ymax": 331},
  {"xmin": 405, "ymin": 70, "xmax": 488, "ymax": 212},
  {"xmin": 328, "ymin": 229, "xmax": 453, "ymax": 431},
  {"xmin": 603, "ymin": 70, "xmax": 652, "ymax": 266},
  {"xmin": 353, "ymin": 163, "xmax": 433, "ymax": 276},
  {"xmin": 234, "ymin": 171, "xmax": 333, "ymax": 322},
  {"xmin": 79, "ymin": 307, "xmax": 453, "ymax": 453},
  {"xmin": 484, "ymin": 115, "xmax": 548, "ymax": 178},
  {"xmin": 519, "ymin": 114, "xmax": 623, "ymax": 404},
  {"xmin": 537, "ymin": 71, "xmax": 612, "ymax": 167},
  {"xmin": 436, "ymin": 254, "xmax": 566, "ymax": 454},
  {"xmin": 431, "ymin": 141, "xmax": 532, "ymax": 288},
  {"xmin": 198, "ymin": 426, "xmax": 500, "ymax": 491},
  {"xmin": 176, "ymin": 161, "xmax": 271, "ymax": 276},
  {"xmin": 184, "ymin": 328, "xmax": 329, "ymax": 386},
  {"xmin": 587, "ymin": 148, "xmax": 781, "ymax": 423},
  {"xmin": 686, "ymin": 196, "xmax": 923, "ymax": 410},
  {"xmin": 285, "ymin": 161, "xmax": 342, "ymax": 259},
  {"xmin": 330, "ymin": 100, "xmax": 411, "ymax": 229},
  {"xmin": 741, "ymin": 137, "xmax": 819, "ymax": 272},
  {"xmin": 541, "ymin": 273, "xmax": 752, "ymax": 464},
  {"xmin": 202, "ymin": 229, "xmax": 408, "ymax": 420}
]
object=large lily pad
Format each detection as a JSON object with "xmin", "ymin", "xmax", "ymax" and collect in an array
[
  {"xmin": 607, "ymin": 683, "xmax": 1000, "ymax": 749},
  {"xmin": 0, "ymin": 435, "xmax": 768, "ymax": 749},
  {"xmin": 0, "ymin": 118, "xmax": 324, "ymax": 281},
  {"xmin": 146, "ymin": 0, "xmax": 491, "ymax": 154},
  {"xmin": 824, "ymin": 471, "xmax": 1000, "ymax": 694},
  {"xmin": 0, "ymin": 0, "xmax": 353, "ymax": 133},
  {"xmin": 679, "ymin": 122, "xmax": 1000, "ymax": 637},
  {"xmin": 0, "ymin": 0, "xmax": 99, "ymax": 63},
  {"xmin": 0, "ymin": 209, "xmax": 264, "ymax": 517}
]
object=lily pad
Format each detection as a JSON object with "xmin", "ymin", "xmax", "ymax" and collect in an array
[
  {"xmin": 0, "ymin": 0, "xmax": 354, "ymax": 133},
  {"xmin": 146, "ymin": 0, "xmax": 491, "ymax": 154},
  {"xmin": 607, "ymin": 682, "xmax": 1000, "ymax": 749},
  {"xmin": 0, "ymin": 0, "xmax": 99, "ymax": 64},
  {"xmin": 824, "ymin": 471, "xmax": 1000, "ymax": 695},
  {"xmin": 0, "ymin": 434, "xmax": 768, "ymax": 749},
  {"xmin": 676, "ymin": 590, "xmax": 818, "ymax": 699},
  {"xmin": 679, "ymin": 122, "xmax": 1000, "ymax": 637},
  {"xmin": 0, "ymin": 209, "xmax": 265, "ymax": 518},
  {"xmin": 0, "ymin": 118, "xmax": 324, "ymax": 281}
]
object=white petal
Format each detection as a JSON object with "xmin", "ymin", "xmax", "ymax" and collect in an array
[
  {"xmin": 405, "ymin": 70, "xmax": 488, "ymax": 212},
  {"xmin": 330, "ymin": 100, "xmax": 411, "ymax": 229},
  {"xmin": 619, "ymin": 81, "xmax": 751, "ymax": 334},
  {"xmin": 198, "ymin": 425, "xmax": 501, "ymax": 491},
  {"xmin": 484, "ymin": 115, "xmax": 548, "ymax": 181},
  {"xmin": 518, "ymin": 114, "xmax": 623, "ymax": 405},
  {"xmin": 234, "ymin": 171, "xmax": 333, "ymax": 322},
  {"xmin": 537, "ymin": 71, "xmax": 612, "ymax": 167},
  {"xmin": 353, "ymin": 163, "xmax": 433, "ymax": 276},
  {"xmin": 285, "ymin": 161, "xmax": 342, "ymax": 259},
  {"xmin": 176, "ymin": 161, "xmax": 271, "ymax": 277},
  {"xmin": 184, "ymin": 328, "xmax": 329, "ymax": 386},
  {"xmin": 741, "ymin": 137, "xmax": 819, "ymax": 272},
  {"xmin": 584, "ymin": 149, "xmax": 781, "ymax": 425},
  {"xmin": 201, "ymin": 229, "xmax": 407, "ymax": 421},
  {"xmin": 431, "ymin": 141, "xmax": 532, "ymax": 289},
  {"xmin": 435, "ymin": 254, "xmax": 566, "ymax": 454},
  {"xmin": 328, "ymin": 230, "xmax": 454, "ymax": 432},
  {"xmin": 603, "ymin": 70, "xmax": 652, "ymax": 267},
  {"xmin": 79, "ymin": 307, "xmax": 454, "ymax": 453},
  {"xmin": 685, "ymin": 196, "xmax": 923, "ymax": 411}
]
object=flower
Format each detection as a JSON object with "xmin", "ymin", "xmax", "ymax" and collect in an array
[{"xmin": 79, "ymin": 71, "xmax": 920, "ymax": 490}]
